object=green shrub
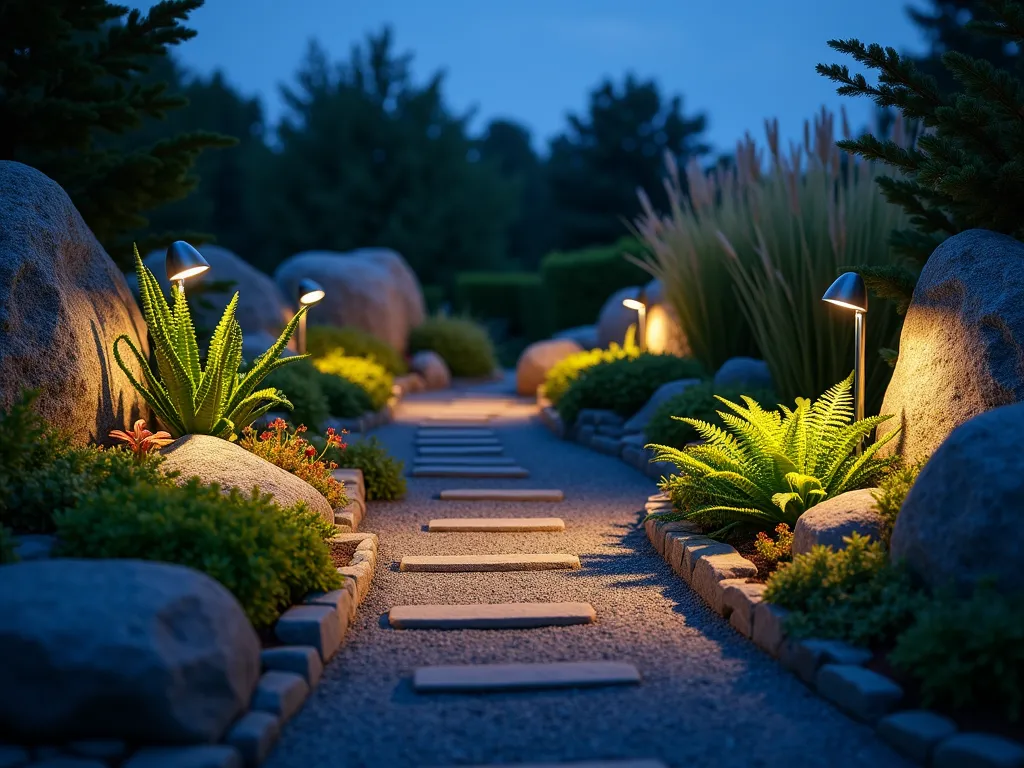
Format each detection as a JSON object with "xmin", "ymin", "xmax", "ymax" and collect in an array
[
  {"xmin": 652, "ymin": 374, "xmax": 900, "ymax": 536},
  {"xmin": 408, "ymin": 316, "xmax": 498, "ymax": 377},
  {"xmin": 55, "ymin": 478, "xmax": 341, "ymax": 629},
  {"xmin": 0, "ymin": 392, "xmax": 170, "ymax": 534},
  {"xmin": 455, "ymin": 271, "xmax": 549, "ymax": 341},
  {"xmin": 556, "ymin": 353, "xmax": 705, "ymax": 427},
  {"xmin": 644, "ymin": 381, "xmax": 777, "ymax": 449},
  {"xmin": 328, "ymin": 437, "xmax": 406, "ymax": 501},
  {"xmin": 306, "ymin": 325, "xmax": 407, "ymax": 375},
  {"xmin": 264, "ymin": 359, "xmax": 330, "ymax": 431},
  {"xmin": 0, "ymin": 526, "xmax": 17, "ymax": 565},
  {"xmin": 540, "ymin": 237, "xmax": 649, "ymax": 331},
  {"xmin": 872, "ymin": 457, "xmax": 927, "ymax": 546},
  {"xmin": 891, "ymin": 586, "xmax": 1024, "ymax": 722},
  {"xmin": 313, "ymin": 352, "xmax": 393, "ymax": 411},
  {"xmin": 542, "ymin": 331, "xmax": 639, "ymax": 405},
  {"xmin": 115, "ymin": 248, "xmax": 305, "ymax": 438},
  {"xmin": 764, "ymin": 533, "xmax": 923, "ymax": 648},
  {"xmin": 316, "ymin": 371, "xmax": 373, "ymax": 418}
]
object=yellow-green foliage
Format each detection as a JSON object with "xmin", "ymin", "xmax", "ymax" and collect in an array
[
  {"xmin": 313, "ymin": 351, "xmax": 393, "ymax": 411},
  {"xmin": 633, "ymin": 108, "xmax": 909, "ymax": 412},
  {"xmin": 408, "ymin": 315, "xmax": 497, "ymax": 378},
  {"xmin": 306, "ymin": 325, "xmax": 407, "ymax": 375},
  {"xmin": 542, "ymin": 327, "xmax": 639, "ymax": 404},
  {"xmin": 872, "ymin": 457, "xmax": 927, "ymax": 546}
]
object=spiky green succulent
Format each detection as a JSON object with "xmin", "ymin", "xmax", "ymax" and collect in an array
[
  {"xmin": 649, "ymin": 373, "xmax": 901, "ymax": 536},
  {"xmin": 113, "ymin": 247, "xmax": 306, "ymax": 440}
]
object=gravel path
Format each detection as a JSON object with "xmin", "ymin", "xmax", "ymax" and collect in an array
[{"xmin": 265, "ymin": 382, "xmax": 910, "ymax": 768}]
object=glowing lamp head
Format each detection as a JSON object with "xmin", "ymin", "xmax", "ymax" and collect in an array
[
  {"xmin": 298, "ymin": 278, "xmax": 325, "ymax": 306},
  {"xmin": 622, "ymin": 298, "xmax": 646, "ymax": 311},
  {"xmin": 165, "ymin": 241, "xmax": 211, "ymax": 283},
  {"xmin": 822, "ymin": 272, "xmax": 868, "ymax": 313}
]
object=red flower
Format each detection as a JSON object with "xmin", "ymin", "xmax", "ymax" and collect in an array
[
  {"xmin": 269, "ymin": 417, "xmax": 287, "ymax": 430},
  {"xmin": 260, "ymin": 431, "xmax": 272, "ymax": 441},
  {"xmin": 304, "ymin": 446, "xmax": 317, "ymax": 458}
]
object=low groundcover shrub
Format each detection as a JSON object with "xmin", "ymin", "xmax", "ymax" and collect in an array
[
  {"xmin": 408, "ymin": 316, "xmax": 498, "ymax": 378},
  {"xmin": 542, "ymin": 330, "xmax": 639, "ymax": 405},
  {"xmin": 325, "ymin": 436, "xmax": 406, "ymax": 501},
  {"xmin": 556, "ymin": 352, "xmax": 705, "ymax": 427},
  {"xmin": 644, "ymin": 381, "xmax": 776, "ymax": 450},
  {"xmin": 306, "ymin": 325, "xmax": 407, "ymax": 376},
  {"xmin": 314, "ymin": 352, "xmax": 394, "ymax": 411}
]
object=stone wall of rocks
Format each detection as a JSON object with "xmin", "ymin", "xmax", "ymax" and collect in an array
[{"xmin": 643, "ymin": 505, "xmax": 1024, "ymax": 767}]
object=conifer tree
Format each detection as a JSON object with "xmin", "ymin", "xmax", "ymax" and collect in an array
[
  {"xmin": 817, "ymin": 0, "xmax": 1024, "ymax": 312},
  {"xmin": 0, "ymin": 0, "xmax": 234, "ymax": 268}
]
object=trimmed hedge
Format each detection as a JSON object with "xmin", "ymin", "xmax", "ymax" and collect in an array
[
  {"xmin": 540, "ymin": 237, "xmax": 649, "ymax": 331},
  {"xmin": 455, "ymin": 271, "xmax": 550, "ymax": 341}
]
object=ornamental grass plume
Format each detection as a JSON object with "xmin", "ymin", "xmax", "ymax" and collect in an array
[{"xmin": 632, "ymin": 107, "xmax": 911, "ymax": 413}]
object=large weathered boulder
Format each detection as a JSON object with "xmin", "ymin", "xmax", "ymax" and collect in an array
[
  {"xmin": 411, "ymin": 350, "xmax": 451, "ymax": 390},
  {"xmin": 643, "ymin": 279, "xmax": 689, "ymax": 356},
  {"xmin": 141, "ymin": 245, "xmax": 293, "ymax": 351},
  {"xmin": 0, "ymin": 161, "xmax": 149, "ymax": 445},
  {"xmin": 552, "ymin": 324, "xmax": 599, "ymax": 350},
  {"xmin": 714, "ymin": 357, "xmax": 774, "ymax": 393},
  {"xmin": 515, "ymin": 339, "xmax": 583, "ymax": 397},
  {"xmin": 597, "ymin": 286, "xmax": 642, "ymax": 349},
  {"xmin": 160, "ymin": 435, "xmax": 334, "ymax": 522},
  {"xmin": 793, "ymin": 489, "xmax": 883, "ymax": 556},
  {"xmin": 877, "ymin": 229, "xmax": 1024, "ymax": 463},
  {"xmin": 273, "ymin": 249, "xmax": 424, "ymax": 353},
  {"xmin": 892, "ymin": 403, "xmax": 1024, "ymax": 595},
  {"xmin": 0, "ymin": 559, "xmax": 260, "ymax": 743}
]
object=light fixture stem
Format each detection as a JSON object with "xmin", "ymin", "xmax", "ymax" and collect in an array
[
  {"xmin": 638, "ymin": 306, "xmax": 647, "ymax": 354},
  {"xmin": 176, "ymin": 278, "xmax": 185, "ymax": 296},
  {"xmin": 297, "ymin": 310, "xmax": 307, "ymax": 356},
  {"xmin": 854, "ymin": 310, "xmax": 866, "ymax": 455}
]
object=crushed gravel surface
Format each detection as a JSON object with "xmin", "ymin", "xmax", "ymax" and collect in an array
[{"xmin": 265, "ymin": 383, "xmax": 910, "ymax": 768}]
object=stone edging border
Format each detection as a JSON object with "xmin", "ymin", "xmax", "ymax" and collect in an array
[
  {"xmin": 539, "ymin": 404, "xmax": 674, "ymax": 481},
  {"xmin": 224, "ymin": 531, "xmax": 379, "ymax": 765},
  {"xmin": 642, "ymin": 498, "xmax": 1024, "ymax": 767},
  {"xmin": 331, "ymin": 467, "xmax": 366, "ymax": 531}
]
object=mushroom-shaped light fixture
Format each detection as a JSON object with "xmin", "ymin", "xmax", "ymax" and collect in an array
[
  {"xmin": 822, "ymin": 271, "xmax": 868, "ymax": 452},
  {"xmin": 165, "ymin": 241, "xmax": 211, "ymax": 293},
  {"xmin": 296, "ymin": 278, "xmax": 325, "ymax": 355},
  {"xmin": 622, "ymin": 292, "xmax": 648, "ymax": 353}
]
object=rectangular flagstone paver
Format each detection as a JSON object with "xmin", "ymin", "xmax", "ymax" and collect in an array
[
  {"xmin": 417, "ymin": 428, "xmax": 497, "ymax": 438},
  {"xmin": 399, "ymin": 553, "xmax": 580, "ymax": 572},
  {"xmin": 416, "ymin": 437, "xmax": 502, "ymax": 446},
  {"xmin": 428, "ymin": 516, "xmax": 565, "ymax": 531},
  {"xmin": 436, "ymin": 489, "xmax": 564, "ymax": 502},
  {"xmin": 417, "ymin": 446, "xmax": 505, "ymax": 456},
  {"xmin": 388, "ymin": 601, "xmax": 595, "ymax": 629},
  {"xmin": 414, "ymin": 456, "xmax": 517, "ymax": 466},
  {"xmin": 462, "ymin": 764, "xmax": 667, "ymax": 768},
  {"xmin": 413, "ymin": 661, "xmax": 640, "ymax": 693},
  {"xmin": 419, "ymin": 417, "xmax": 492, "ymax": 425},
  {"xmin": 412, "ymin": 466, "xmax": 528, "ymax": 478}
]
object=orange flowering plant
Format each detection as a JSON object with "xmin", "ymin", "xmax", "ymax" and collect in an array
[
  {"xmin": 109, "ymin": 419, "xmax": 174, "ymax": 459},
  {"xmin": 239, "ymin": 419, "xmax": 349, "ymax": 509}
]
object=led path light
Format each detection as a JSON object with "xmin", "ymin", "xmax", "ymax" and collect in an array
[{"xmin": 822, "ymin": 271, "xmax": 868, "ymax": 453}]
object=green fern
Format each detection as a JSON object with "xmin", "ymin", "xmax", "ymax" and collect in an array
[
  {"xmin": 648, "ymin": 373, "xmax": 901, "ymax": 536},
  {"xmin": 113, "ymin": 246, "xmax": 307, "ymax": 440}
]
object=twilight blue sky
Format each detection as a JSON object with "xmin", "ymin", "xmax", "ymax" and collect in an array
[{"xmin": 127, "ymin": 0, "xmax": 930, "ymax": 155}]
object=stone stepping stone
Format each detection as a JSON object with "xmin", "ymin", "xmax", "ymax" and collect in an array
[
  {"xmin": 414, "ymin": 456, "xmax": 517, "ymax": 466},
  {"xmin": 464, "ymin": 764, "xmax": 665, "ymax": 768},
  {"xmin": 416, "ymin": 437, "xmax": 502, "ymax": 446},
  {"xmin": 413, "ymin": 661, "xmax": 640, "ymax": 693},
  {"xmin": 399, "ymin": 553, "xmax": 580, "ymax": 572},
  {"xmin": 412, "ymin": 466, "xmax": 528, "ymax": 478},
  {"xmin": 417, "ymin": 428, "xmax": 497, "ymax": 438},
  {"xmin": 420, "ymin": 417, "xmax": 492, "ymax": 425},
  {"xmin": 417, "ymin": 446, "xmax": 504, "ymax": 456},
  {"xmin": 427, "ymin": 516, "xmax": 565, "ymax": 531},
  {"xmin": 388, "ymin": 601, "xmax": 595, "ymax": 629},
  {"xmin": 437, "ymin": 489, "xmax": 564, "ymax": 502}
]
